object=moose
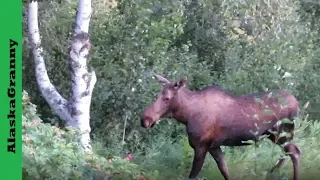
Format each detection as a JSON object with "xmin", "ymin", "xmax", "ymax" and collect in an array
[{"xmin": 140, "ymin": 74, "xmax": 301, "ymax": 180}]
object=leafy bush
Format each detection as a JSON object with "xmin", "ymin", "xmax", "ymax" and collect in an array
[{"xmin": 22, "ymin": 90, "xmax": 145, "ymax": 180}]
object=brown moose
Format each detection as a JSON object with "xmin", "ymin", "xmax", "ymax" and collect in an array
[{"xmin": 140, "ymin": 74, "xmax": 301, "ymax": 180}]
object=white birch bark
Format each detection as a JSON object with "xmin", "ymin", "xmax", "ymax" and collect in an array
[
  {"xmin": 28, "ymin": 1, "xmax": 72, "ymax": 125},
  {"xmin": 28, "ymin": 0, "xmax": 95, "ymax": 153}
]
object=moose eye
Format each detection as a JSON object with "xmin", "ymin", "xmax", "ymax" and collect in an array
[{"xmin": 164, "ymin": 97, "xmax": 170, "ymax": 102}]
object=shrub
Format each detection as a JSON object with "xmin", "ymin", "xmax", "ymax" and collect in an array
[{"xmin": 22, "ymin": 90, "xmax": 145, "ymax": 180}]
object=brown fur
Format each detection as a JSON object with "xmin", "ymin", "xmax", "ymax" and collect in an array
[{"xmin": 141, "ymin": 75, "xmax": 301, "ymax": 180}]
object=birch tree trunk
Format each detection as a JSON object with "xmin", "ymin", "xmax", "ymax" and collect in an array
[{"xmin": 27, "ymin": 0, "xmax": 95, "ymax": 153}]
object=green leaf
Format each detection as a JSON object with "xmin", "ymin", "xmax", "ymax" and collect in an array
[
  {"xmin": 279, "ymin": 132, "xmax": 293, "ymax": 138},
  {"xmin": 254, "ymin": 98, "xmax": 264, "ymax": 104},
  {"xmin": 268, "ymin": 130, "xmax": 278, "ymax": 135},
  {"xmin": 264, "ymin": 109, "xmax": 274, "ymax": 115},
  {"xmin": 279, "ymin": 97, "xmax": 287, "ymax": 105},
  {"xmin": 280, "ymin": 118, "xmax": 294, "ymax": 124},
  {"xmin": 241, "ymin": 140, "xmax": 255, "ymax": 144}
]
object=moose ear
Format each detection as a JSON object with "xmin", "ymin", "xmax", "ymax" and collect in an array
[
  {"xmin": 154, "ymin": 74, "xmax": 170, "ymax": 86},
  {"xmin": 174, "ymin": 76, "xmax": 188, "ymax": 89}
]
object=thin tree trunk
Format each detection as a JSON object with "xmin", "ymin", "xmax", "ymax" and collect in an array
[
  {"xmin": 27, "ymin": 0, "xmax": 96, "ymax": 153},
  {"xmin": 27, "ymin": 1, "xmax": 71, "ymax": 124}
]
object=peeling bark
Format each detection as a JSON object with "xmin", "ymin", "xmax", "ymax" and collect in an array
[
  {"xmin": 28, "ymin": 0, "xmax": 95, "ymax": 153},
  {"xmin": 69, "ymin": 32, "xmax": 96, "ymax": 152}
]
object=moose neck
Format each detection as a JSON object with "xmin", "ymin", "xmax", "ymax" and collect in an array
[{"xmin": 170, "ymin": 87, "xmax": 199, "ymax": 124}]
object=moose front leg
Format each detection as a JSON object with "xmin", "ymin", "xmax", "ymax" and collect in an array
[
  {"xmin": 209, "ymin": 147, "xmax": 230, "ymax": 180},
  {"xmin": 189, "ymin": 146, "xmax": 208, "ymax": 179}
]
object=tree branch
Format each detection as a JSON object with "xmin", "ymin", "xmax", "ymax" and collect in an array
[
  {"xmin": 28, "ymin": 1, "xmax": 71, "ymax": 122},
  {"xmin": 74, "ymin": 0, "xmax": 92, "ymax": 34}
]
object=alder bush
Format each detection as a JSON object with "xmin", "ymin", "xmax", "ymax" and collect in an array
[{"xmin": 22, "ymin": 91, "xmax": 146, "ymax": 180}]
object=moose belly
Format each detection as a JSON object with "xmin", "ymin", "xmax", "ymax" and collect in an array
[
  {"xmin": 220, "ymin": 131, "xmax": 261, "ymax": 146},
  {"xmin": 216, "ymin": 120, "xmax": 276, "ymax": 147}
]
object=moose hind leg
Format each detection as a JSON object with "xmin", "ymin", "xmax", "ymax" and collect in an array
[
  {"xmin": 284, "ymin": 143, "xmax": 301, "ymax": 180},
  {"xmin": 267, "ymin": 123, "xmax": 301, "ymax": 180}
]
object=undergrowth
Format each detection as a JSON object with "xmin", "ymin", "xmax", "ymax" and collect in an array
[{"xmin": 22, "ymin": 90, "xmax": 146, "ymax": 180}]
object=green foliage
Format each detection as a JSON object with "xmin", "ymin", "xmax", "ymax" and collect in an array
[{"xmin": 22, "ymin": 91, "xmax": 144, "ymax": 180}]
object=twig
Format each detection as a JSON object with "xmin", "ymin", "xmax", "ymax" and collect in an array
[{"xmin": 122, "ymin": 114, "xmax": 128, "ymax": 145}]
